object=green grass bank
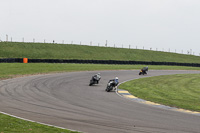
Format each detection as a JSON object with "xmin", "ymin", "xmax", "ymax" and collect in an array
[
  {"xmin": 1, "ymin": 42, "xmax": 200, "ymax": 63},
  {"xmin": 119, "ymin": 74, "xmax": 200, "ymax": 112}
]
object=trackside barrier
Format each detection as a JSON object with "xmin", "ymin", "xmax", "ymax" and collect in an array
[
  {"xmin": 0, "ymin": 58, "xmax": 22, "ymax": 63},
  {"xmin": 0, "ymin": 58, "xmax": 200, "ymax": 67}
]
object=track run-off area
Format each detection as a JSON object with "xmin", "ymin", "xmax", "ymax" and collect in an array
[{"xmin": 0, "ymin": 70, "xmax": 200, "ymax": 133}]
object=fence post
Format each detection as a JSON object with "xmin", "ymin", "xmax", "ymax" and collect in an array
[{"xmin": 6, "ymin": 35, "xmax": 8, "ymax": 42}]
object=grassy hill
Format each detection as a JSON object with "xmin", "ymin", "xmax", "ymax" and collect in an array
[{"xmin": 0, "ymin": 42, "xmax": 200, "ymax": 63}]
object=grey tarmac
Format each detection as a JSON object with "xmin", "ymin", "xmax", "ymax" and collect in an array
[{"xmin": 0, "ymin": 70, "xmax": 200, "ymax": 133}]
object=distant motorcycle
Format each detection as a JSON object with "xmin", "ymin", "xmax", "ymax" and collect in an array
[
  {"xmin": 89, "ymin": 74, "xmax": 101, "ymax": 86},
  {"xmin": 139, "ymin": 66, "xmax": 148, "ymax": 75}
]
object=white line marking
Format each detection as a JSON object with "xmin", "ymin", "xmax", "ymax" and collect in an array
[{"xmin": 0, "ymin": 111, "xmax": 82, "ymax": 132}]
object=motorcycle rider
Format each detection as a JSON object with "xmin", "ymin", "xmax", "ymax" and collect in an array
[
  {"xmin": 142, "ymin": 66, "xmax": 148, "ymax": 74},
  {"xmin": 92, "ymin": 73, "xmax": 101, "ymax": 84},
  {"xmin": 108, "ymin": 77, "xmax": 119, "ymax": 90}
]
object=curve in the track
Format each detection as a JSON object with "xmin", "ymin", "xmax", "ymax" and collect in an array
[
  {"xmin": 117, "ymin": 89, "xmax": 200, "ymax": 116},
  {"xmin": 0, "ymin": 70, "xmax": 200, "ymax": 133}
]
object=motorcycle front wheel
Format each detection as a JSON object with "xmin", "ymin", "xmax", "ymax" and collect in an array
[
  {"xmin": 89, "ymin": 80, "xmax": 93, "ymax": 86},
  {"xmin": 105, "ymin": 86, "xmax": 112, "ymax": 92}
]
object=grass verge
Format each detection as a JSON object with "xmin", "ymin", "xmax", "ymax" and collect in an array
[
  {"xmin": 1, "ymin": 63, "xmax": 200, "ymax": 79},
  {"xmin": 119, "ymin": 74, "xmax": 200, "ymax": 112},
  {"xmin": 0, "ymin": 113, "xmax": 79, "ymax": 133}
]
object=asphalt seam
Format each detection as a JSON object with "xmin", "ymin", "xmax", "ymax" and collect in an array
[{"xmin": 116, "ymin": 78, "xmax": 200, "ymax": 116}]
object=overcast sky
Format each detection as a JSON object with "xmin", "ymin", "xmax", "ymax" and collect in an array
[{"xmin": 1, "ymin": 0, "xmax": 200, "ymax": 55}]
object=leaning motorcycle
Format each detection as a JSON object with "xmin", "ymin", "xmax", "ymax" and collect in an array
[
  {"xmin": 139, "ymin": 69, "xmax": 147, "ymax": 75},
  {"xmin": 139, "ymin": 67, "xmax": 148, "ymax": 75},
  {"xmin": 89, "ymin": 76, "xmax": 100, "ymax": 86},
  {"xmin": 105, "ymin": 80, "xmax": 115, "ymax": 92}
]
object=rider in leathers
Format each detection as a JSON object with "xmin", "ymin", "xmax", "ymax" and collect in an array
[
  {"xmin": 108, "ymin": 77, "xmax": 119, "ymax": 90},
  {"xmin": 142, "ymin": 66, "xmax": 148, "ymax": 74},
  {"xmin": 92, "ymin": 73, "xmax": 101, "ymax": 84}
]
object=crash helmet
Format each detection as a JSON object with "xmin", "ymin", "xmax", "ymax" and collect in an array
[
  {"xmin": 115, "ymin": 77, "xmax": 118, "ymax": 80},
  {"xmin": 97, "ymin": 73, "xmax": 100, "ymax": 75}
]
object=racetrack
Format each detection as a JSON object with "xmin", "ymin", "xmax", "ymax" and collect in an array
[{"xmin": 0, "ymin": 70, "xmax": 200, "ymax": 133}]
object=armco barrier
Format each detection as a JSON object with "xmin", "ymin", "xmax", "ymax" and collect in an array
[
  {"xmin": 0, "ymin": 58, "xmax": 23, "ymax": 63},
  {"xmin": 0, "ymin": 58, "xmax": 200, "ymax": 67}
]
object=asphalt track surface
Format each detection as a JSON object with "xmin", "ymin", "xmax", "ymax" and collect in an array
[{"xmin": 0, "ymin": 70, "xmax": 200, "ymax": 133}]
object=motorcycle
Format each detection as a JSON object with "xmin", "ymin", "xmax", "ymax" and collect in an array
[
  {"xmin": 139, "ymin": 67, "xmax": 148, "ymax": 75},
  {"xmin": 105, "ymin": 80, "xmax": 116, "ymax": 92},
  {"xmin": 89, "ymin": 76, "xmax": 100, "ymax": 86},
  {"xmin": 139, "ymin": 69, "xmax": 147, "ymax": 75}
]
